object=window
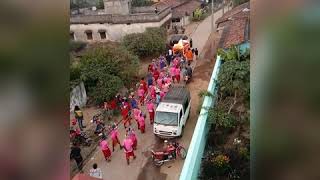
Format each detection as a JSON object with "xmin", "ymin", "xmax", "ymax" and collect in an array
[
  {"xmin": 70, "ymin": 32, "xmax": 75, "ymax": 40},
  {"xmin": 85, "ymin": 30, "xmax": 93, "ymax": 40},
  {"xmin": 99, "ymin": 32, "xmax": 106, "ymax": 39},
  {"xmin": 155, "ymin": 112, "xmax": 178, "ymax": 126}
]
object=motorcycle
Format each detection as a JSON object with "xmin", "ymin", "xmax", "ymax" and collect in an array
[
  {"xmin": 70, "ymin": 129, "xmax": 92, "ymax": 146},
  {"xmin": 151, "ymin": 141, "xmax": 187, "ymax": 166}
]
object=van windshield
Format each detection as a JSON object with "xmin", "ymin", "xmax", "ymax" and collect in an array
[{"xmin": 155, "ymin": 111, "xmax": 178, "ymax": 126}]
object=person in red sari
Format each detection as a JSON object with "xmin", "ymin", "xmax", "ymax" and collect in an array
[
  {"xmin": 99, "ymin": 138, "xmax": 111, "ymax": 161},
  {"xmin": 121, "ymin": 103, "xmax": 131, "ymax": 128}
]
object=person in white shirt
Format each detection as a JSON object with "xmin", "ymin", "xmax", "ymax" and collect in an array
[
  {"xmin": 168, "ymin": 49, "xmax": 173, "ymax": 56},
  {"xmin": 89, "ymin": 163, "xmax": 103, "ymax": 179}
]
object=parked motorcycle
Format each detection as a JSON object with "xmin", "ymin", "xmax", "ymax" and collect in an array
[
  {"xmin": 70, "ymin": 129, "xmax": 92, "ymax": 146},
  {"xmin": 151, "ymin": 141, "xmax": 187, "ymax": 166}
]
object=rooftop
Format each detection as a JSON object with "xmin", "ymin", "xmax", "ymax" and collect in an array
[
  {"xmin": 172, "ymin": 0, "xmax": 202, "ymax": 18},
  {"xmin": 216, "ymin": 2, "xmax": 250, "ymax": 49},
  {"xmin": 156, "ymin": 102, "xmax": 182, "ymax": 113}
]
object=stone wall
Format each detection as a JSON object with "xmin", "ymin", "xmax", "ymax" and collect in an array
[
  {"xmin": 70, "ymin": 10, "xmax": 172, "ymax": 42},
  {"xmin": 70, "ymin": 82, "xmax": 87, "ymax": 111}
]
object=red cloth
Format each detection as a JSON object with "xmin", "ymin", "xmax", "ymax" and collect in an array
[
  {"xmin": 153, "ymin": 70, "xmax": 160, "ymax": 81},
  {"xmin": 149, "ymin": 111, "xmax": 154, "ymax": 123},
  {"xmin": 110, "ymin": 99, "xmax": 117, "ymax": 110},
  {"xmin": 175, "ymin": 74, "xmax": 180, "ymax": 83},
  {"xmin": 125, "ymin": 151, "xmax": 135, "ymax": 159},
  {"xmin": 140, "ymin": 124, "xmax": 145, "ymax": 133},
  {"xmin": 102, "ymin": 149, "xmax": 111, "ymax": 159}
]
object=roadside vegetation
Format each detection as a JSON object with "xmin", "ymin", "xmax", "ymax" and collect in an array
[
  {"xmin": 192, "ymin": 8, "xmax": 208, "ymax": 22},
  {"xmin": 199, "ymin": 45, "xmax": 250, "ymax": 179},
  {"xmin": 70, "ymin": 27, "xmax": 166, "ymax": 105},
  {"xmin": 122, "ymin": 27, "xmax": 167, "ymax": 58}
]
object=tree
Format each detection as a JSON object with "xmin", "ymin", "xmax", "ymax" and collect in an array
[
  {"xmin": 78, "ymin": 45, "xmax": 139, "ymax": 104},
  {"xmin": 122, "ymin": 27, "xmax": 167, "ymax": 58}
]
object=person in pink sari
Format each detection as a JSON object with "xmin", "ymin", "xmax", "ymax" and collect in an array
[
  {"xmin": 138, "ymin": 113, "xmax": 145, "ymax": 133},
  {"xmin": 100, "ymin": 139, "xmax": 111, "ymax": 161},
  {"xmin": 127, "ymin": 128, "xmax": 137, "ymax": 150},
  {"xmin": 133, "ymin": 108, "xmax": 142, "ymax": 129},
  {"xmin": 170, "ymin": 65, "xmax": 176, "ymax": 82},
  {"xmin": 137, "ymin": 85, "xmax": 145, "ymax": 106},
  {"xmin": 146, "ymin": 100, "xmax": 155, "ymax": 124}
]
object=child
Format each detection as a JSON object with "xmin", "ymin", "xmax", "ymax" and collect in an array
[
  {"xmin": 146, "ymin": 100, "xmax": 155, "ymax": 124},
  {"xmin": 89, "ymin": 163, "xmax": 103, "ymax": 179},
  {"xmin": 110, "ymin": 125, "xmax": 122, "ymax": 152},
  {"xmin": 123, "ymin": 134, "xmax": 136, "ymax": 165},
  {"xmin": 99, "ymin": 139, "xmax": 111, "ymax": 161}
]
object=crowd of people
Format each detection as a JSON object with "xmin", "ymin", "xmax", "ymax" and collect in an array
[{"xmin": 70, "ymin": 38, "xmax": 198, "ymax": 179}]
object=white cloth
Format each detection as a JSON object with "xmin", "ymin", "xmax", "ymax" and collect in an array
[
  {"xmin": 168, "ymin": 49, "xmax": 172, "ymax": 56},
  {"xmin": 89, "ymin": 168, "xmax": 103, "ymax": 179}
]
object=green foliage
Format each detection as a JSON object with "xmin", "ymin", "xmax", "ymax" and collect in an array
[
  {"xmin": 212, "ymin": 154, "xmax": 231, "ymax": 175},
  {"xmin": 96, "ymin": 0, "xmax": 104, "ymax": 9},
  {"xmin": 232, "ymin": 0, "xmax": 249, "ymax": 6},
  {"xmin": 198, "ymin": 90, "xmax": 214, "ymax": 98},
  {"xmin": 78, "ymin": 45, "xmax": 139, "ymax": 104},
  {"xmin": 70, "ymin": 41, "xmax": 87, "ymax": 52},
  {"xmin": 122, "ymin": 28, "xmax": 167, "ymax": 57},
  {"xmin": 70, "ymin": 62, "xmax": 82, "ymax": 88},
  {"xmin": 238, "ymin": 147, "xmax": 249, "ymax": 160},
  {"xmin": 131, "ymin": 0, "xmax": 153, "ymax": 7},
  {"xmin": 208, "ymin": 105, "xmax": 236, "ymax": 128},
  {"xmin": 218, "ymin": 60, "xmax": 250, "ymax": 98},
  {"xmin": 192, "ymin": 8, "xmax": 207, "ymax": 21}
]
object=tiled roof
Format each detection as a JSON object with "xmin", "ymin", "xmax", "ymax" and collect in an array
[
  {"xmin": 216, "ymin": 2, "xmax": 250, "ymax": 26},
  {"xmin": 216, "ymin": 2, "xmax": 250, "ymax": 49},
  {"xmin": 172, "ymin": 0, "xmax": 202, "ymax": 18}
]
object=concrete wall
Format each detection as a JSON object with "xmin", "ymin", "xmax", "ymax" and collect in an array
[
  {"xmin": 70, "ymin": 12, "xmax": 172, "ymax": 42},
  {"xmin": 104, "ymin": 0, "xmax": 131, "ymax": 15},
  {"xmin": 131, "ymin": 6, "xmax": 155, "ymax": 13},
  {"xmin": 70, "ymin": 82, "xmax": 87, "ymax": 111},
  {"xmin": 179, "ymin": 56, "xmax": 222, "ymax": 180}
]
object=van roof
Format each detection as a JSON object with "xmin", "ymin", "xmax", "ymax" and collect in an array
[
  {"xmin": 156, "ymin": 102, "xmax": 182, "ymax": 113},
  {"xmin": 162, "ymin": 86, "xmax": 190, "ymax": 105}
]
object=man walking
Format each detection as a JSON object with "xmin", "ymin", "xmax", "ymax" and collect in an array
[
  {"xmin": 70, "ymin": 142, "xmax": 83, "ymax": 172},
  {"xmin": 194, "ymin": 48, "xmax": 199, "ymax": 60}
]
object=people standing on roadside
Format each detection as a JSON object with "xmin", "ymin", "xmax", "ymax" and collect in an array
[
  {"xmin": 89, "ymin": 163, "xmax": 103, "ymax": 179},
  {"xmin": 70, "ymin": 142, "xmax": 83, "ymax": 172},
  {"xmin": 195, "ymin": 48, "xmax": 199, "ymax": 60},
  {"xmin": 110, "ymin": 125, "xmax": 122, "ymax": 152},
  {"xmin": 190, "ymin": 38, "xmax": 193, "ymax": 48},
  {"xmin": 155, "ymin": 91, "xmax": 161, "ymax": 107},
  {"xmin": 121, "ymin": 102, "xmax": 131, "ymax": 128},
  {"xmin": 123, "ymin": 134, "xmax": 136, "ymax": 165},
  {"xmin": 146, "ymin": 100, "xmax": 155, "ymax": 124},
  {"xmin": 74, "ymin": 105, "xmax": 85, "ymax": 130},
  {"xmin": 140, "ymin": 77, "xmax": 148, "ymax": 93},
  {"xmin": 153, "ymin": 68, "xmax": 160, "ymax": 81},
  {"xmin": 99, "ymin": 138, "xmax": 111, "ymax": 161}
]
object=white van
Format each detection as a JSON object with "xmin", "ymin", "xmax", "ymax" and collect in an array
[{"xmin": 153, "ymin": 86, "xmax": 191, "ymax": 138}]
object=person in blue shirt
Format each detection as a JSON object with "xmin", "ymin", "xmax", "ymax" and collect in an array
[
  {"xmin": 130, "ymin": 96, "xmax": 138, "ymax": 109},
  {"xmin": 155, "ymin": 91, "xmax": 161, "ymax": 107},
  {"xmin": 147, "ymin": 72, "xmax": 153, "ymax": 87}
]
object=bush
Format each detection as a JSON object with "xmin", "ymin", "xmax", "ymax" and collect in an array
[
  {"xmin": 132, "ymin": 0, "xmax": 153, "ymax": 7},
  {"xmin": 192, "ymin": 8, "xmax": 207, "ymax": 21},
  {"xmin": 212, "ymin": 154, "xmax": 231, "ymax": 175},
  {"xmin": 122, "ymin": 27, "xmax": 167, "ymax": 57},
  {"xmin": 70, "ymin": 62, "xmax": 82, "ymax": 88},
  {"xmin": 78, "ymin": 45, "xmax": 139, "ymax": 104},
  {"xmin": 70, "ymin": 40, "xmax": 87, "ymax": 52}
]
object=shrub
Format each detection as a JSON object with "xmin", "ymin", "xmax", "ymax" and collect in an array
[
  {"xmin": 70, "ymin": 40, "xmax": 87, "ymax": 52},
  {"xmin": 212, "ymin": 154, "xmax": 231, "ymax": 175},
  {"xmin": 192, "ymin": 8, "xmax": 207, "ymax": 21},
  {"xmin": 70, "ymin": 62, "xmax": 81, "ymax": 88},
  {"xmin": 122, "ymin": 27, "xmax": 166, "ymax": 57},
  {"xmin": 78, "ymin": 45, "xmax": 139, "ymax": 104}
]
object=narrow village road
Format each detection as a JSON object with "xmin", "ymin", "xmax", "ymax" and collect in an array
[{"xmin": 81, "ymin": 8, "xmax": 224, "ymax": 180}]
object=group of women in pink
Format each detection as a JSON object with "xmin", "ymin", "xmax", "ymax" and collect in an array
[{"xmin": 97, "ymin": 54, "xmax": 183, "ymax": 165}]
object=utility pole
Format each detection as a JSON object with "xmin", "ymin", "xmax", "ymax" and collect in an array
[
  {"xmin": 222, "ymin": 0, "xmax": 225, "ymax": 15},
  {"xmin": 211, "ymin": 0, "xmax": 214, "ymax": 33}
]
